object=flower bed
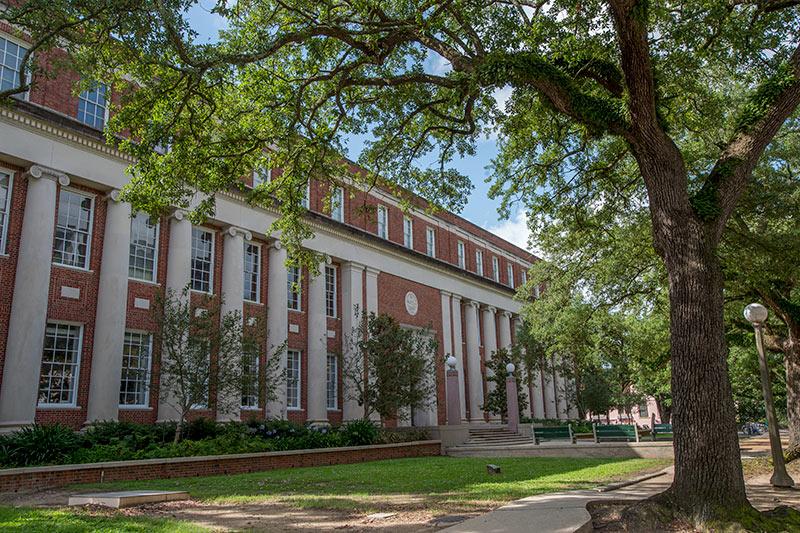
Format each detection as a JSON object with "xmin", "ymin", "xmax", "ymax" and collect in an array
[{"xmin": 0, "ymin": 418, "xmax": 430, "ymax": 469}]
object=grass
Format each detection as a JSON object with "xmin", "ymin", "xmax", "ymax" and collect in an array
[
  {"xmin": 72, "ymin": 456, "xmax": 671, "ymax": 512},
  {"xmin": 0, "ymin": 506, "xmax": 206, "ymax": 532}
]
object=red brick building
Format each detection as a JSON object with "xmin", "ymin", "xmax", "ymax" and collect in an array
[{"xmin": 0, "ymin": 29, "xmax": 572, "ymax": 430}]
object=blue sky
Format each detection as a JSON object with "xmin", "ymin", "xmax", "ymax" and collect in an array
[{"xmin": 186, "ymin": 3, "xmax": 531, "ymax": 250}]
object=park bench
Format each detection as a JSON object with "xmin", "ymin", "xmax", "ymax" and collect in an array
[
  {"xmin": 532, "ymin": 424, "xmax": 576, "ymax": 444},
  {"xmin": 651, "ymin": 423, "xmax": 673, "ymax": 441},
  {"xmin": 592, "ymin": 423, "xmax": 639, "ymax": 443}
]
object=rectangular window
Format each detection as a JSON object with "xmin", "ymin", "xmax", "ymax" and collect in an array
[
  {"xmin": 0, "ymin": 171, "xmax": 12, "ymax": 254},
  {"xmin": 331, "ymin": 187, "xmax": 344, "ymax": 222},
  {"xmin": 241, "ymin": 348, "xmax": 260, "ymax": 409},
  {"xmin": 128, "ymin": 212, "xmax": 159, "ymax": 282},
  {"xmin": 287, "ymin": 350, "xmax": 301, "ymax": 409},
  {"xmin": 53, "ymin": 189, "xmax": 93, "ymax": 269},
  {"xmin": 0, "ymin": 36, "xmax": 29, "ymax": 96},
  {"xmin": 190, "ymin": 227, "xmax": 214, "ymax": 293},
  {"xmin": 325, "ymin": 265, "xmax": 337, "ymax": 318},
  {"xmin": 403, "ymin": 217, "xmax": 413, "ymax": 248},
  {"xmin": 243, "ymin": 243, "xmax": 261, "ymax": 302},
  {"xmin": 426, "ymin": 227, "xmax": 436, "ymax": 258},
  {"xmin": 492, "ymin": 256, "xmax": 500, "ymax": 282},
  {"xmin": 38, "ymin": 323, "xmax": 83, "ymax": 406},
  {"xmin": 507, "ymin": 263, "xmax": 514, "ymax": 288},
  {"xmin": 638, "ymin": 402, "xmax": 649, "ymax": 417},
  {"xmin": 287, "ymin": 265, "xmax": 301, "ymax": 311},
  {"xmin": 533, "ymin": 284, "xmax": 541, "ymax": 299},
  {"xmin": 457, "ymin": 241, "xmax": 465, "ymax": 269},
  {"xmin": 253, "ymin": 167, "xmax": 269, "ymax": 187},
  {"xmin": 301, "ymin": 183, "xmax": 310, "ymax": 209},
  {"xmin": 377, "ymin": 205, "xmax": 388, "ymax": 239},
  {"xmin": 475, "ymin": 250, "xmax": 484, "ymax": 276},
  {"xmin": 191, "ymin": 344, "xmax": 211, "ymax": 409},
  {"xmin": 77, "ymin": 83, "xmax": 108, "ymax": 130},
  {"xmin": 521, "ymin": 270, "xmax": 528, "ymax": 285},
  {"xmin": 119, "ymin": 331, "xmax": 152, "ymax": 407},
  {"xmin": 326, "ymin": 353, "xmax": 338, "ymax": 410}
]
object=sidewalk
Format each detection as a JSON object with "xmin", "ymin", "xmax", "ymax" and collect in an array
[{"xmin": 442, "ymin": 461, "xmax": 800, "ymax": 533}]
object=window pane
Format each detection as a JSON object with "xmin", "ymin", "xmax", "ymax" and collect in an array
[
  {"xmin": 0, "ymin": 36, "xmax": 29, "ymax": 93},
  {"xmin": 287, "ymin": 350, "xmax": 301, "ymax": 409},
  {"xmin": 243, "ymin": 243, "xmax": 260, "ymax": 302},
  {"xmin": 38, "ymin": 323, "xmax": 82, "ymax": 405},
  {"xmin": 326, "ymin": 354, "xmax": 338, "ymax": 409},
  {"xmin": 53, "ymin": 190, "xmax": 93, "ymax": 269},
  {"xmin": 325, "ymin": 265, "xmax": 336, "ymax": 318},
  {"xmin": 128, "ymin": 213, "xmax": 158, "ymax": 281},
  {"xmin": 191, "ymin": 227, "xmax": 214, "ymax": 292},
  {"xmin": 0, "ymin": 173, "xmax": 10, "ymax": 254},
  {"xmin": 241, "ymin": 349, "xmax": 260, "ymax": 408},
  {"xmin": 287, "ymin": 266, "xmax": 301, "ymax": 310},
  {"xmin": 77, "ymin": 83, "xmax": 108, "ymax": 129},
  {"xmin": 119, "ymin": 331, "xmax": 152, "ymax": 406}
]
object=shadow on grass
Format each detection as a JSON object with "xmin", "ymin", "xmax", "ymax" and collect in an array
[
  {"xmin": 0, "ymin": 506, "xmax": 205, "ymax": 532},
  {"xmin": 70, "ymin": 456, "xmax": 669, "ymax": 511}
]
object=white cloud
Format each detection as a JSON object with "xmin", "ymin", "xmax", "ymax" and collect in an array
[
  {"xmin": 492, "ymin": 85, "xmax": 513, "ymax": 110},
  {"xmin": 484, "ymin": 210, "xmax": 532, "ymax": 252}
]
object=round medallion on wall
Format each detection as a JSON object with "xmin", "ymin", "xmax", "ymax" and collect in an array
[{"xmin": 405, "ymin": 291, "xmax": 419, "ymax": 316}]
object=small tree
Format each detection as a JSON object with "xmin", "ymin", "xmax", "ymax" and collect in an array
[
  {"xmin": 341, "ymin": 310, "xmax": 438, "ymax": 423},
  {"xmin": 154, "ymin": 287, "xmax": 270, "ymax": 442},
  {"xmin": 483, "ymin": 346, "xmax": 528, "ymax": 420}
]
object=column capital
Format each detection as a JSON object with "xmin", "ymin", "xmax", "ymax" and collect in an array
[
  {"xmin": 105, "ymin": 189, "xmax": 124, "ymax": 203},
  {"xmin": 484, "ymin": 305, "xmax": 497, "ymax": 314},
  {"xmin": 365, "ymin": 266, "xmax": 380, "ymax": 276},
  {"xmin": 170, "ymin": 208, "xmax": 189, "ymax": 222},
  {"xmin": 25, "ymin": 164, "xmax": 69, "ymax": 186},
  {"xmin": 440, "ymin": 289, "xmax": 451, "ymax": 298},
  {"xmin": 344, "ymin": 261, "xmax": 365, "ymax": 272},
  {"xmin": 501, "ymin": 310, "xmax": 513, "ymax": 319},
  {"xmin": 270, "ymin": 239, "xmax": 284, "ymax": 251},
  {"xmin": 467, "ymin": 300, "xmax": 481, "ymax": 309},
  {"xmin": 224, "ymin": 225, "xmax": 252, "ymax": 241}
]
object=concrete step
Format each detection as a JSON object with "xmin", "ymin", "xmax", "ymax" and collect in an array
[{"xmin": 69, "ymin": 490, "xmax": 190, "ymax": 508}]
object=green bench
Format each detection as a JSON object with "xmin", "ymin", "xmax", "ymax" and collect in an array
[
  {"xmin": 652, "ymin": 423, "xmax": 673, "ymax": 441},
  {"xmin": 593, "ymin": 423, "xmax": 639, "ymax": 443},
  {"xmin": 532, "ymin": 424, "xmax": 576, "ymax": 444}
]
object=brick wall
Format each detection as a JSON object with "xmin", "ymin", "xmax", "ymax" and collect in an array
[{"xmin": 0, "ymin": 440, "xmax": 441, "ymax": 493}]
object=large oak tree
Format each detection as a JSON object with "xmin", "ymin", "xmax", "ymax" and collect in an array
[{"xmin": 4, "ymin": 0, "xmax": 800, "ymax": 522}]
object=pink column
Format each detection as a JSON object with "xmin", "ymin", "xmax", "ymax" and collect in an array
[{"xmin": 506, "ymin": 374, "xmax": 520, "ymax": 433}]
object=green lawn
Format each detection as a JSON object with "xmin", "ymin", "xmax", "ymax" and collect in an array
[
  {"xmin": 73, "ymin": 456, "xmax": 670, "ymax": 512},
  {"xmin": 0, "ymin": 506, "xmax": 206, "ymax": 532}
]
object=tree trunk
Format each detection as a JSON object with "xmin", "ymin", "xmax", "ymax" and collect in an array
[
  {"xmin": 661, "ymin": 225, "xmax": 749, "ymax": 518},
  {"xmin": 784, "ymin": 335, "xmax": 800, "ymax": 454}
]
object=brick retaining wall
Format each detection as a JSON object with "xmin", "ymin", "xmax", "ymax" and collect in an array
[{"xmin": 0, "ymin": 440, "xmax": 442, "ymax": 493}]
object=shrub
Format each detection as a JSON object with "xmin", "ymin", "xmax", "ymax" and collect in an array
[
  {"xmin": 248, "ymin": 419, "xmax": 309, "ymax": 440},
  {"xmin": 340, "ymin": 419, "xmax": 378, "ymax": 446},
  {"xmin": 184, "ymin": 417, "xmax": 221, "ymax": 441},
  {"xmin": 0, "ymin": 424, "xmax": 84, "ymax": 467},
  {"xmin": 83, "ymin": 421, "xmax": 176, "ymax": 450},
  {"xmin": 375, "ymin": 428, "xmax": 430, "ymax": 444}
]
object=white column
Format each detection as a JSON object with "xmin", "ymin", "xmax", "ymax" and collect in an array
[
  {"xmin": 341, "ymin": 261, "xmax": 364, "ymax": 421},
  {"xmin": 217, "ymin": 226, "xmax": 250, "ymax": 422},
  {"xmin": 440, "ymin": 290, "xmax": 453, "ymax": 417},
  {"xmin": 157, "ymin": 210, "xmax": 193, "ymax": 422},
  {"xmin": 514, "ymin": 317, "xmax": 532, "ymax": 419},
  {"xmin": 451, "ymin": 295, "xmax": 467, "ymax": 421},
  {"xmin": 482, "ymin": 306, "xmax": 499, "ymax": 422},
  {"xmin": 531, "ymin": 369, "xmax": 546, "ymax": 419},
  {"xmin": 86, "ymin": 190, "xmax": 132, "ymax": 424},
  {"xmin": 498, "ymin": 311, "xmax": 512, "ymax": 350},
  {"xmin": 556, "ymin": 372, "xmax": 569, "ymax": 420},
  {"xmin": 365, "ymin": 267, "xmax": 379, "ymax": 316},
  {"xmin": 307, "ymin": 257, "xmax": 329, "ymax": 425},
  {"xmin": 266, "ymin": 242, "xmax": 289, "ymax": 420},
  {"xmin": 0, "ymin": 166, "xmax": 67, "ymax": 430},
  {"xmin": 464, "ymin": 300, "xmax": 484, "ymax": 422}
]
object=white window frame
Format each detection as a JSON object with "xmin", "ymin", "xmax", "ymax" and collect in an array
[
  {"xmin": 403, "ymin": 217, "xmax": 413, "ymax": 248},
  {"xmin": 190, "ymin": 226, "xmax": 215, "ymax": 293},
  {"xmin": 128, "ymin": 212, "xmax": 159, "ymax": 283},
  {"xmin": 475, "ymin": 250, "xmax": 484, "ymax": 276},
  {"xmin": 457, "ymin": 241, "xmax": 465, "ymax": 269},
  {"xmin": 241, "ymin": 348, "xmax": 260, "ymax": 409},
  {"xmin": 243, "ymin": 242, "xmax": 261, "ymax": 303},
  {"xmin": 326, "ymin": 353, "xmax": 338, "ymax": 410},
  {"xmin": 507, "ymin": 263, "xmax": 514, "ymax": 288},
  {"xmin": 302, "ymin": 183, "xmax": 311, "ymax": 209},
  {"xmin": 77, "ymin": 82, "xmax": 110, "ymax": 130},
  {"xmin": 119, "ymin": 330, "xmax": 153, "ymax": 408},
  {"xmin": 533, "ymin": 284, "xmax": 541, "ymax": 299},
  {"xmin": 0, "ymin": 169, "xmax": 13, "ymax": 255},
  {"xmin": 377, "ymin": 205, "xmax": 388, "ymax": 239},
  {"xmin": 330, "ymin": 186, "xmax": 344, "ymax": 222},
  {"xmin": 252, "ymin": 166, "xmax": 270, "ymax": 187},
  {"xmin": 492, "ymin": 256, "xmax": 500, "ymax": 282},
  {"xmin": 426, "ymin": 227, "xmax": 436, "ymax": 258},
  {"xmin": 522, "ymin": 270, "xmax": 528, "ymax": 285},
  {"xmin": 38, "ymin": 321, "xmax": 84, "ymax": 407},
  {"xmin": 287, "ymin": 265, "xmax": 302, "ymax": 311},
  {"xmin": 325, "ymin": 264, "xmax": 337, "ymax": 318},
  {"xmin": 53, "ymin": 187, "xmax": 95, "ymax": 270},
  {"xmin": 286, "ymin": 349, "xmax": 302, "ymax": 410},
  {"xmin": 0, "ymin": 33, "xmax": 32, "ymax": 101}
]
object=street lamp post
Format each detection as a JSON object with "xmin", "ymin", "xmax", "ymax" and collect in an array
[
  {"xmin": 744, "ymin": 303, "xmax": 794, "ymax": 488},
  {"xmin": 505, "ymin": 363, "xmax": 519, "ymax": 434}
]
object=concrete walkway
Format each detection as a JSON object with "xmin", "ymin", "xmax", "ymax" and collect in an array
[
  {"xmin": 441, "ymin": 469, "xmax": 673, "ymax": 533},
  {"xmin": 443, "ymin": 457, "xmax": 800, "ymax": 533}
]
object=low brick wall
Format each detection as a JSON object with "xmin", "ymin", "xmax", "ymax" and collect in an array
[{"xmin": 0, "ymin": 440, "xmax": 442, "ymax": 493}]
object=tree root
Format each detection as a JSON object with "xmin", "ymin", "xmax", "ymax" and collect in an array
[{"xmin": 587, "ymin": 491, "xmax": 800, "ymax": 532}]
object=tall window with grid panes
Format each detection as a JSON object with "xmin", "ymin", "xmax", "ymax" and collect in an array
[
  {"xmin": 325, "ymin": 265, "xmax": 337, "ymax": 318},
  {"xmin": 38, "ymin": 323, "xmax": 83, "ymax": 406},
  {"xmin": 0, "ymin": 170, "xmax": 11, "ymax": 254},
  {"xmin": 287, "ymin": 266, "xmax": 301, "ymax": 311},
  {"xmin": 190, "ymin": 227, "xmax": 214, "ymax": 292},
  {"xmin": 129, "ymin": 213, "xmax": 159, "ymax": 282},
  {"xmin": 119, "ymin": 331, "xmax": 152, "ymax": 407},
  {"xmin": 243, "ymin": 243, "xmax": 260, "ymax": 302},
  {"xmin": 286, "ymin": 350, "xmax": 301, "ymax": 409},
  {"xmin": 53, "ymin": 189, "xmax": 94, "ymax": 269}
]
